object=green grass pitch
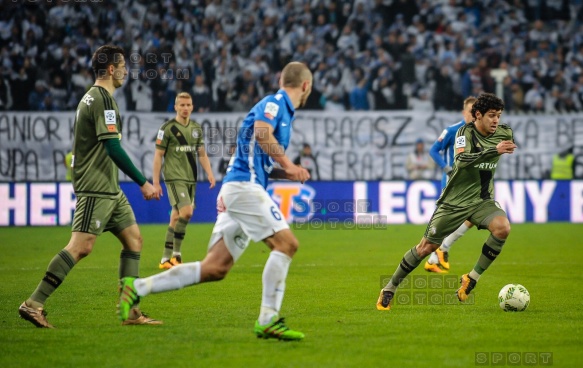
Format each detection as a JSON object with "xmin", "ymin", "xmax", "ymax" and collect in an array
[{"xmin": 0, "ymin": 223, "xmax": 581, "ymax": 367}]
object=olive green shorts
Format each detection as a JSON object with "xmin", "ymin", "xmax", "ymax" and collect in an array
[
  {"xmin": 424, "ymin": 200, "xmax": 507, "ymax": 244},
  {"xmin": 165, "ymin": 181, "xmax": 196, "ymax": 210},
  {"xmin": 72, "ymin": 192, "xmax": 137, "ymax": 236}
]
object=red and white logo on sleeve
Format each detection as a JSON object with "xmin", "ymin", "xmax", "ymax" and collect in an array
[{"xmin": 264, "ymin": 102, "xmax": 279, "ymax": 120}]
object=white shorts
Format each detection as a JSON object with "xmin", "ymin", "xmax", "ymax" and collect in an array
[{"xmin": 208, "ymin": 181, "xmax": 289, "ymax": 261}]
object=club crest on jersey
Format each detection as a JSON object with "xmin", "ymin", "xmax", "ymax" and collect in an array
[
  {"xmin": 104, "ymin": 110, "xmax": 116, "ymax": 125},
  {"xmin": 455, "ymin": 136, "xmax": 466, "ymax": 148},
  {"xmin": 192, "ymin": 130, "xmax": 200, "ymax": 139},
  {"xmin": 264, "ymin": 102, "xmax": 279, "ymax": 120}
]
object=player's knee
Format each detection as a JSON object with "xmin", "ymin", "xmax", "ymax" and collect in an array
[
  {"xmin": 276, "ymin": 236, "xmax": 299, "ymax": 257},
  {"xmin": 180, "ymin": 211, "xmax": 193, "ymax": 221},
  {"xmin": 416, "ymin": 239, "xmax": 438, "ymax": 258},
  {"xmin": 131, "ymin": 234, "xmax": 144, "ymax": 251},
  {"xmin": 286, "ymin": 236, "xmax": 299, "ymax": 255},
  {"xmin": 72, "ymin": 242, "xmax": 93, "ymax": 259},
  {"xmin": 490, "ymin": 217, "xmax": 511, "ymax": 239},
  {"xmin": 179, "ymin": 206, "xmax": 194, "ymax": 220},
  {"xmin": 182, "ymin": 213, "xmax": 192, "ymax": 221}
]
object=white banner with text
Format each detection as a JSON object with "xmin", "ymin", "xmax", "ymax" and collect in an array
[{"xmin": 1, "ymin": 111, "xmax": 582, "ymax": 182}]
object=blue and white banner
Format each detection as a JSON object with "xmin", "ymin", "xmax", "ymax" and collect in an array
[{"xmin": 1, "ymin": 180, "xmax": 581, "ymax": 226}]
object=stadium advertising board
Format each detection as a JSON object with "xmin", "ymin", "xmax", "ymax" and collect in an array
[
  {"xmin": 1, "ymin": 180, "xmax": 580, "ymax": 226},
  {"xmin": 1, "ymin": 111, "xmax": 582, "ymax": 182}
]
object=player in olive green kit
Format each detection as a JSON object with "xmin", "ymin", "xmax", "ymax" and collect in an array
[
  {"xmin": 153, "ymin": 92, "xmax": 216, "ymax": 269},
  {"xmin": 377, "ymin": 93, "xmax": 517, "ymax": 310},
  {"xmin": 18, "ymin": 45, "xmax": 162, "ymax": 328}
]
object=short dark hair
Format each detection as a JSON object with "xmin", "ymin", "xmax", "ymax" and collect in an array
[
  {"xmin": 471, "ymin": 92, "xmax": 504, "ymax": 119},
  {"xmin": 91, "ymin": 45, "xmax": 125, "ymax": 78}
]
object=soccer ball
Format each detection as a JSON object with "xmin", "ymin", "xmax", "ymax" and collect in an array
[{"xmin": 498, "ymin": 284, "xmax": 530, "ymax": 312}]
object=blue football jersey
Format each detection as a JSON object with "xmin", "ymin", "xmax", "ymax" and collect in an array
[
  {"xmin": 429, "ymin": 119, "xmax": 467, "ymax": 189},
  {"xmin": 223, "ymin": 89, "xmax": 295, "ymax": 188}
]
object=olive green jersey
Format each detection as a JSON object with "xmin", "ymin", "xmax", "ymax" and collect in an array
[
  {"xmin": 72, "ymin": 86, "xmax": 122, "ymax": 198},
  {"xmin": 437, "ymin": 122, "xmax": 514, "ymax": 208},
  {"xmin": 155, "ymin": 118, "xmax": 204, "ymax": 183}
]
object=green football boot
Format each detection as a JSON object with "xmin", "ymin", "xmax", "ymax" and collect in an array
[{"xmin": 254, "ymin": 317, "xmax": 304, "ymax": 341}]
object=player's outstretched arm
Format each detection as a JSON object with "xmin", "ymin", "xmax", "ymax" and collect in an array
[
  {"xmin": 102, "ymin": 138, "xmax": 160, "ymax": 200},
  {"xmin": 255, "ymin": 121, "xmax": 310, "ymax": 183}
]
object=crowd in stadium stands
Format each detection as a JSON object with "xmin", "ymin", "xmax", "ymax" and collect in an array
[{"xmin": 1, "ymin": 0, "xmax": 583, "ymax": 114}]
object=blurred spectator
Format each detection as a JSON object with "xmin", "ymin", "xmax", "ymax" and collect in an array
[
  {"xmin": 323, "ymin": 74, "xmax": 346, "ymax": 111},
  {"xmin": 550, "ymin": 147, "xmax": 574, "ymax": 180},
  {"xmin": 71, "ymin": 68, "xmax": 93, "ymax": 94},
  {"xmin": 151, "ymin": 65, "xmax": 169, "ymax": 112},
  {"xmin": 0, "ymin": 71, "xmax": 12, "ymax": 110},
  {"xmin": 408, "ymin": 88, "xmax": 433, "ymax": 111},
  {"xmin": 28, "ymin": 80, "xmax": 49, "ymax": 111},
  {"xmin": 432, "ymin": 65, "xmax": 456, "ymax": 111},
  {"xmin": 1, "ymin": 0, "xmax": 582, "ymax": 114},
  {"xmin": 192, "ymin": 74, "xmax": 211, "ymax": 112},
  {"xmin": 406, "ymin": 138, "xmax": 435, "ymax": 180},
  {"xmin": 49, "ymin": 75, "xmax": 69, "ymax": 110},
  {"xmin": 10, "ymin": 57, "xmax": 36, "ymax": 111},
  {"xmin": 39, "ymin": 93, "xmax": 57, "ymax": 111},
  {"xmin": 227, "ymin": 91, "xmax": 253, "ymax": 112},
  {"xmin": 371, "ymin": 66, "xmax": 396, "ymax": 110},
  {"xmin": 524, "ymin": 81, "xmax": 545, "ymax": 112},
  {"xmin": 131, "ymin": 79, "xmax": 152, "ymax": 112},
  {"xmin": 349, "ymin": 67, "xmax": 369, "ymax": 110},
  {"xmin": 293, "ymin": 143, "xmax": 320, "ymax": 181}
]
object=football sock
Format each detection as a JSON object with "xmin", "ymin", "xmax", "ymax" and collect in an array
[
  {"xmin": 29, "ymin": 249, "xmax": 75, "ymax": 307},
  {"xmin": 259, "ymin": 251, "xmax": 291, "ymax": 325},
  {"xmin": 427, "ymin": 252, "xmax": 439, "ymax": 265},
  {"xmin": 162, "ymin": 226, "xmax": 174, "ymax": 261},
  {"xmin": 440, "ymin": 222, "xmax": 470, "ymax": 252},
  {"xmin": 173, "ymin": 217, "xmax": 189, "ymax": 255},
  {"xmin": 472, "ymin": 234, "xmax": 506, "ymax": 278},
  {"xmin": 469, "ymin": 269, "xmax": 481, "ymax": 281},
  {"xmin": 119, "ymin": 250, "xmax": 140, "ymax": 278},
  {"xmin": 384, "ymin": 247, "xmax": 422, "ymax": 292},
  {"xmin": 134, "ymin": 262, "xmax": 201, "ymax": 296}
]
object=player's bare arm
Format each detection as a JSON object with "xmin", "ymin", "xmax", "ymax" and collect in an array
[
  {"xmin": 152, "ymin": 148, "xmax": 165, "ymax": 197},
  {"xmin": 254, "ymin": 121, "xmax": 310, "ymax": 183}
]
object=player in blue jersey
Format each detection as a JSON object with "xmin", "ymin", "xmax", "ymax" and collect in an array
[
  {"xmin": 117, "ymin": 62, "xmax": 312, "ymax": 341},
  {"xmin": 424, "ymin": 96, "xmax": 477, "ymax": 273}
]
